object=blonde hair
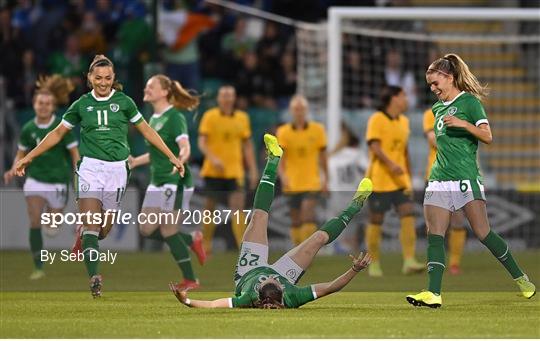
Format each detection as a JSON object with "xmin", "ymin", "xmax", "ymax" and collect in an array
[
  {"xmin": 153, "ymin": 74, "xmax": 200, "ymax": 111},
  {"xmin": 427, "ymin": 53, "xmax": 489, "ymax": 101},
  {"xmin": 87, "ymin": 54, "xmax": 123, "ymax": 91},
  {"xmin": 35, "ymin": 74, "xmax": 75, "ymax": 106}
]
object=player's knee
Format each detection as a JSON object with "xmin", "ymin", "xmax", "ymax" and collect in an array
[{"xmin": 312, "ymin": 231, "xmax": 329, "ymax": 245}]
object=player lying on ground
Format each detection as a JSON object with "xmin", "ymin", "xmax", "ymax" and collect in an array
[{"xmin": 170, "ymin": 134, "xmax": 373, "ymax": 308}]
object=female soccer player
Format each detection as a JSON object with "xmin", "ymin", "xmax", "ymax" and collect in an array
[
  {"xmin": 277, "ymin": 95, "xmax": 328, "ymax": 246},
  {"xmin": 170, "ymin": 134, "xmax": 373, "ymax": 309},
  {"xmin": 4, "ymin": 75, "xmax": 79, "ymax": 280},
  {"xmin": 15, "ymin": 55, "xmax": 184, "ymax": 298},
  {"xmin": 407, "ymin": 53, "xmax": 536, "ymax": 308},
  {"xmin": 423, "ymin": 108, "xmax": 467, "ymax": 275},
  {"xmin": 129, "ymin": 74, "xmax": 206, "ymax": 291},
  {"xmin": 365, "ymin": 86, "xmax": 425, "ymax": 277}
]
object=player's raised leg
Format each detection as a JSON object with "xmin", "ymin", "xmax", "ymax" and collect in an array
[
  {"xmin": 242, "ymin": 134, "xmax": 283, "ymax": 245},
  {"xmin": 284, "ymin": 178, "xmax": 372, "ymax": 271}
]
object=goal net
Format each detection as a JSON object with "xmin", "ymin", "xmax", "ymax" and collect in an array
[{"xmin": 296, "ymin": 7, "xmax": 539, "ymax": 248}]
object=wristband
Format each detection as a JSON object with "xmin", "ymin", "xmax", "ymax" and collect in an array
[{"xmin": 184, "ymin": 298, "xmax": 191, "ymax": 306}]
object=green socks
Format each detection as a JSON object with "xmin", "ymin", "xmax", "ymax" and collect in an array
[
  {"xmin": 427, "ymin": 234, "xmax": 445, "ymax": 295},
  {"xmin": 165, "ymin": 234, "xmax": 196, "ymax": 281},
  {"xmin": 481, "ymin": 230, "xmax": 524, "ymax": 279},
  {"xmin": 29, "ymin": 228, "xmax": 43, "ymax": 270},
  {"xmin": 321, "ymin": 203, "xmax": 363, "ymax": 244},
  {"xmin": 147, "ymin": 229, "xmax": 193, "ymax": 247},
  {"xmin": 82, "ymin": 231, "xmax": 100, "ymax": 277},
  {"xmin": 253, "ymin": 155, "xmax": 279, "ymax": 212}
]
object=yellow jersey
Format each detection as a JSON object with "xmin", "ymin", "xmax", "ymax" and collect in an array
[
  {"xmin": 423, "ymin": 109, "xmax": 437, "ymax": 181},
  {"xmin": 365, "ymin": 111, "xmax": 411, "ymax": 192},
  {"xmin": 276, "ymin": 121, "xmax": 327, "ymax": 192},
  {"xmin": 199, "ymin": 108, "xmax": 251, "ymax": 179}
]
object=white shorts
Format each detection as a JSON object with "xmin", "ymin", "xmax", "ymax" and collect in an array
[
  {"xmin": 424, "ymin": 179, "xmax": 486, "ymax": 212},
  {"xmin": 76, "ymin": 156, "xmax": 128, "ymax": 211},
  {"xmin": 234, "ymin": 242, "xmax": 304, "ymax": 285},
  {"xmin": 23, "ymin": 177, "xmax": 68, "ymax": 209},
  {"xmin": 142, "ymin": 185, "xmax": 194, "ymax": 211}
]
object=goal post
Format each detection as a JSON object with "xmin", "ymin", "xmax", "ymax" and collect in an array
[{"xmin": 326, "ymin": 7, "xmax": 540, "ymax": 150}]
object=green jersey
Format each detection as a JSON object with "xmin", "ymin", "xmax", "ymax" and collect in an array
[
  {"xmin": 18, "ymin": 115, "xmax": 77, "ymax": 183},
  {"xmin": 430, "ymin": 92, "xmax": 488, "ymax": 181},
  {"xmin": 147, "ymin": 106, "xmax": 191, "ymax": 186},
  {"xmin": 62, "ymin": 90, "xmax": 144, "ymax": 161},
  {"xmin": 232, "ymin": 267, "xmax": 315, "ymax": 308}
]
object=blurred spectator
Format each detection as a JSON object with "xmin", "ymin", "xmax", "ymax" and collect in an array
[
  {"xmin": 235, "ymin": 51, "xmax": 277, "ymax": 109},
  {"xmin": 384, "ymin": 49, "xmax": 418, "ymax": 108},
  {"xmin": 343, "ymin": 50, "xmax": 375, "ymax": 109},
  {"xmin": 17, "ymin": 49, "xmax": 39, "ymax": 108},
  {"xmin": 159, "ymin": 3, "xmax": 216, "ymax": 92},
  {"xmin": 112, "ymin": 1, "xmax": 151, "ymax": 101},
  {"xmin": 275, "ymin": 51, "xmax": 297, "ymax": 107},
  {"xmin": 221, "ymin": 18, "xmax": 256, "ymax": 60},
  {"xmin": 256, "ymin": 22, "xmax": 286, "ymax": 71},
  {"xmin": 77, "ymin": 11, "xmax": 107, "ymax": 55},
  {"xmin": 1, "ymin": 7, "xmax": 27, "ymax": 108},
  {"xmin": 47, "ymin": 34, "xmax": 88, "ymax": 96}
]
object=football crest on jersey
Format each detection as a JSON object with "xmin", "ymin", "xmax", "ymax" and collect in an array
[
  {"xmin": 447, "ymin": 106, "xmax": 457, "ymax": 116},
  {"xmin": 110, "ymin": 103, "xmax": 120, "ymax": 112}
]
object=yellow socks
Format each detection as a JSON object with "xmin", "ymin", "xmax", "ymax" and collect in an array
[
  {"xmin": 231, "ymin": 212, "xmax": 247, "ymax": 248},
  {"xmin": 365, "ymin": 223, "xmax": 382, "ymax": 261},
  {"xmin": 400, "ymin": 216, "xmax": 417, "ymax": 260},
  {"xmin": 449, "ymin": 228, "xmax": 466, "ymax": 267}
]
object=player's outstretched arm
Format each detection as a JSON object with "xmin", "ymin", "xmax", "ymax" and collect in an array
[
  {"xmin": 136, "ymin": 121, "xmax": 184, "ymax": 176},
  {"xmin": 312, "ymin": 252, "xmax": 372, "ymax": 299},
  {"xmin": 169, "ymin": 283, "xmax": 231, "ymax": 308},
  {"xmin": 15, "ymin": 124, "xmax": 70, "ymax": 176}
]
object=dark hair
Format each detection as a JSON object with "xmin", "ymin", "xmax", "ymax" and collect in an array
[
  {"xmin": 377, "ymin": 85, "xmax": 403, "ymax": 111},
  {"xmin": 35, "ymin": 74, "xmax": 75, "ymax": 106},
  {"xmin": 87, "ymin": 54, "xmax": 123, "ymax": 91},
  {"xmin": 427, "ymin": 53, "xmax": 488, "ymax": 101},
  {"xmin": 256, "ymin": 282, "xmax": 284, "ymax": 309}
]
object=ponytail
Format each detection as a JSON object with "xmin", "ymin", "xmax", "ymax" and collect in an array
[
  {"xmin": 427, "ymin": 53, "xmax": 489, "ymax": 101},
  {"xmin": 153, "ymin": 74, "xmax": 200, "ymax": 111},
  {"xmin": 35, "ymin": 74, "xmax": 75, "ymax": 106}
]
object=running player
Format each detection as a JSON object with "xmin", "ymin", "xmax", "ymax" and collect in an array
[
  {"xmin": 15, "ymin": 55, "xmax": 185, "ymax": 297},
  {"xmin": 129, "ymin": 74, "xmax": 206, "ymax": 291},
  {"xmin": 407, "ymin": 53, "xmax": 536, "ymax": 308},
  {"xmin": 170, "ymin": 134, "xmax": 373, "ymax": 309},
  {"xmin": 4, "ymin": 75, "xmax": 79, "ymax": 280}
]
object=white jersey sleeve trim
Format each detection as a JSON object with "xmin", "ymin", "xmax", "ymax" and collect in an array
[
  {"xmin": 311, "ymin": 285, "xmax": 318, "ymax": 299},
  {"xmin": 130, "ymin": 112, "xmax": 143, "ymax": 123},
  {"xmin": 175, "ymin": 133, "xmax": 189, "ymax": 143},
  {"xmin": 475, "ymin": 119, "xmax": 489, "ymax": 127},
  {"xmin": 18, "ymin": 143, "xmax": 28, "ymax": 151},
  {"xmin": 66, "ymin": 141, "xmax": 79, "ymax": 149},
  {"xmin": 228, "ymin": 297, "xmax": 233, "ymax": 308},
  {"xmin": 61, "ymin": 119, "xmax": 74, "ymax": 129}
]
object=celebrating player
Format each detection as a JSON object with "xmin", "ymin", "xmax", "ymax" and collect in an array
[
  {"xmin": 170, "ymin": 134, "xmax": 373, "ymax": 309},
  {"xmin": 129, "ymin": 74, "xmax": 206, "ymax": 291},
  {"xmin": 423, "ymin": 108, "xmax": 467, "ymax": 275},
  {"xmin": 4, "ymin": 75, "xmax": 79, "ymax": 280},
  {"xmin": 15, "ymin": 55, "xmax": 185, "ymax": 298},
  {"xmin": 276, "ymin": 94, "xmax": 328, "ymax": 246},
  {"xmin": 407, "ymin": 53, "xmax": 536, "ymax": 308},
  {"xmin": 364, "ymin": 85, "xmax": 425, "ymax": 277}
]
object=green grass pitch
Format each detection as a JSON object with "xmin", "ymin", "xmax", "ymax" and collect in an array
[{"xmin": 1, "ymin": 250, "xmax": 539, "ymax": 338}]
